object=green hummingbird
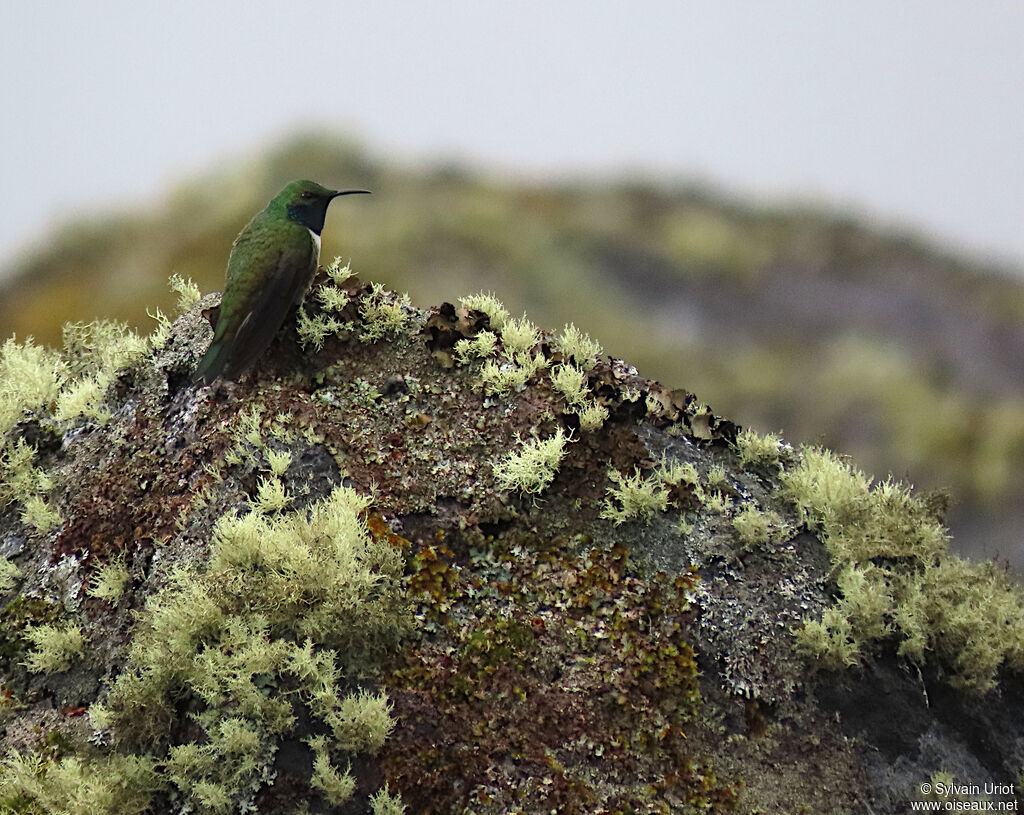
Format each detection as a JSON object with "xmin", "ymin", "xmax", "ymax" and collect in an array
[{"xmin": 193, "ymin": 180, "xmax": 369, "ymax": 384}]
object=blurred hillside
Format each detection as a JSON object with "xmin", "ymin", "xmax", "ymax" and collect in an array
[{"xmin": 2, "ymin": 134, "xmax": 1023, "ymax": 569}]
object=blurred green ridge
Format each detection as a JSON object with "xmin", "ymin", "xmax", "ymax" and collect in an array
[{"xmin": 2, "ymin": 133, "xmax": 1023, "ymax": 568}]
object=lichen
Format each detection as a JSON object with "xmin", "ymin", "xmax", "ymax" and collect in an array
[
  {"xmin": 553, "ymin": 323, "xmax": 602, "ymax": 369},
  {"xmin": 382, "ymin": 533, "xmax": 738, "ymax": 811},
  {"xmin": 3, "ymin": 485, "xmax": 409, "ymax": 813},
  {"xmin": 0, "ymin": 338, "xmax": 66, "ymax": 435},
  {"xmin": 784, "ymin": 445, "xmax": 1024, "ymax": 691},
  {"xmin": 297, "ymin": 258, "xmax": 358, "ymax": 350},
  {"xmin": 549, "ymin": 362, "xmax": 588, "ymax": 406},
  {"xmin": 601, "ymin": 467, "xmax": 670, "ymax": 525},
  {"xmin": 731, "ymin": 505, "xmax": 788, "ymax": 546},
  {"xmin": 0, "ymin": 440, "xmax": 60, "ymax": 537},
  {"xmin": 0, "ymin": 750, "xmax": 159, "ymax": 815},
  {"xmin": 0, "ymin": 559, "xmax": 19, "ymax": 596},
  {"xmin": 359, "ymin": 282, "xmax": 413, "ymax": 342},
  {"xmin": 454, "ymin": 329, "xmax": 498, "ymax": 363},
  {"xmin": 22, "ymin": 623, "xmax": 84, "ymax": 674},
  {"xmin": 457, "ymin": 292, "xmax": 510, "ymax": 331},
  {"xmin": 86, "ymin": 559, "xmax": 130, "ymax": 604},
  {"xmin": 734, "ymin": 427, "xmax": 785, "ymax": 471},
  {"xmin": 494, "ymin": 428, "xmax": 570, "ymax": 496}
]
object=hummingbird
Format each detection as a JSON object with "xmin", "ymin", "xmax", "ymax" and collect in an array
[{"xmin": 193, "ymin": 180, "xmax": 369, "ymax": 384}]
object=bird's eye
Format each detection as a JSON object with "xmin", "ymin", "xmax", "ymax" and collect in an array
[{"xmin": 301, "ymin": 191, "xmax": 313, "ymax": 199}]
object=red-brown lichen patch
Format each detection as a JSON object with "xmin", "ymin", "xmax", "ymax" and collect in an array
[{"xmin": 54, "ymin": 405, "xmax": 217, "ymax": 568}]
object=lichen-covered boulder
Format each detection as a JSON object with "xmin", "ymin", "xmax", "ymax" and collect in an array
[{"xmin": 0, "ymin": 270, "xmax": 1021, "ymax": 813}]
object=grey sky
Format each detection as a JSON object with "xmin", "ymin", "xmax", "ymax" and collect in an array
[{"xmin": 2, "ymin": 1, "xmax": 1023, "ymax": 273}]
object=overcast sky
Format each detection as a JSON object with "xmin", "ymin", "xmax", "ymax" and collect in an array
[{"xmin": 2, "ymin": 1, "xmax": 1023, "ymax": 275}]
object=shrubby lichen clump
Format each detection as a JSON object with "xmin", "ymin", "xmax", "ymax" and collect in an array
[
  {"xmin": 784, "ymin": 446, "xmax": 1024, "ymax": 691},
  {"xmin": 0, "ymin": 275, "xmax": 201, "ymax": 538},
  {"xmin": 2, "ymin": 482, "xmax": 409, "ymax": 813}
]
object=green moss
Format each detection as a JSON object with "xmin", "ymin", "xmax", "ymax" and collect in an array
[{"xmin": 784, "ymin": 446, "xmax": 1024, "ymax": 691}]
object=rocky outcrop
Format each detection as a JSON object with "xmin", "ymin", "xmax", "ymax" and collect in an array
[{"xmin": 0, "ymin": 273, "xmax": 1020, "ymax": 813}]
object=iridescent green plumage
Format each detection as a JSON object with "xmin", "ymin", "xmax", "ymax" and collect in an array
[{"xmin": 193, "ymin": 180, "xmax": 369, "ymax": 384}]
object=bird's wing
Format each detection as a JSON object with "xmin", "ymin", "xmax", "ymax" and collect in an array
[{"xmin": 193, "ymin": 225, "xmax": 315, "ymax": 383}]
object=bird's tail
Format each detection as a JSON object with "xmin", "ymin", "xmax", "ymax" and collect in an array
[{"xmin": 192, "ymin": 339, "xmax": 230, "ymax": 385}]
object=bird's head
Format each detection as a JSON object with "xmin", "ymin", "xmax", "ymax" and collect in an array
[{"xmin": 274, "ymin": 179, "xmax": 370, "ymax": 234}]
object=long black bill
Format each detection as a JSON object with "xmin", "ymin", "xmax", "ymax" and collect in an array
[{"xmin": 331, "ymin": 189, "xmax": 372, "ymax": 198}]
